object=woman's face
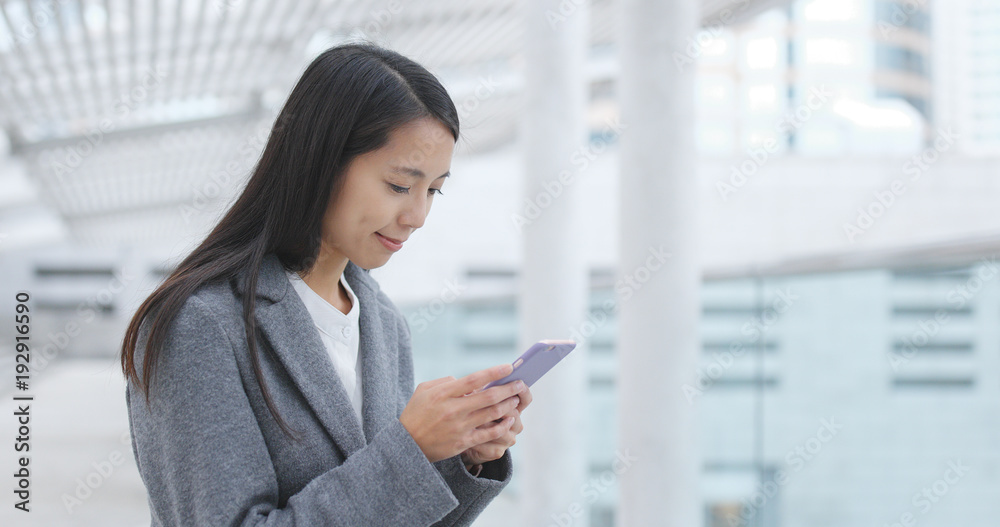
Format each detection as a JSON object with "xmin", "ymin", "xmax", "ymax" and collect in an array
[{"xmin": 320, "ymin": 117, "xmax": 455, "ymax": 270}]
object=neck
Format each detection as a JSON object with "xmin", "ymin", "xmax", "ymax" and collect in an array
[{"xmin": 299, "ymin": 246, "xmax": 350, "ymax": 307}]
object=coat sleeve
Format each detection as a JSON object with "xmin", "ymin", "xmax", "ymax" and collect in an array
[
  {"xmin": 394, "ymin": 309, "xmax": 514, "ymax": 527},
  {"xmin": 126, "ymin": 294, "xmax": 462, "ymax": 526}
]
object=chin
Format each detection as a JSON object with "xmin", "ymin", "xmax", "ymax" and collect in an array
[{"xmin": 352, "ymin": 253, "xmax": 392, "ymax": 271}]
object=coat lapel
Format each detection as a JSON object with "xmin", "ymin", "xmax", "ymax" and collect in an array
[
  {"xmin": 234, "ymin": 254, "xmax": 400, "ymax": 457},
  {"xmin": 344, "ymin": 262, "xmax": 399, "ymax": 444}
]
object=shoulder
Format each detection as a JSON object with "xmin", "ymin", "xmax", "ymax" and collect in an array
[
  {"xmin": 159, "ymin": 279, "xmax": 244, "ymax": 340},
  {"xmin": 188, "ymin": 278, "xmax": 244, "ymax": 322},
  {"xmin": 134, "ymin": 278, "xmax": 239, "ymax": 343},
  {"xmin": 143, "ymin": 278, "xmax": 245, "ymax": 358},
  {"xmin": 131, "ymin": 279, "xmax": 245, "ymax": 399}
]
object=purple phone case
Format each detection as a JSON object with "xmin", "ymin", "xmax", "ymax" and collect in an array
[{"xmin": 483, "ymin": 339, "xmax": 577, "ymax": 389}]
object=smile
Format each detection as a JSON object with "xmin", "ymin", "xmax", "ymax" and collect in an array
[{"xmin": 376, "ymin": 232, "xmax": 404, "ymax": 252}]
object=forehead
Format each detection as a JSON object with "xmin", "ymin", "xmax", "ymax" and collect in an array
[{"xmin": 372, "ymin": 118, "xmax": 455, "ymax": 169}]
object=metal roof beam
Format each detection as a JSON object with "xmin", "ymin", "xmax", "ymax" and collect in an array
[{"xmin": 11, "ymin": 100, "xmax": 264, "ymax": 155}]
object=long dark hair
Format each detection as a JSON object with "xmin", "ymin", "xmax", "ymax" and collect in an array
[{"xmin": 120, "ymin": 42, "xmax": 460, "ymax": 439}]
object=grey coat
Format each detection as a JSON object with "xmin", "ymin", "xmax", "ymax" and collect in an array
[{"xmin": 125, "ymin": 253, "xmax": 512, "ymax": 526}]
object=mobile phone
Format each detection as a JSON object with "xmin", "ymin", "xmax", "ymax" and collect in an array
[{"xmin": 483, "ymin": 339, "xmax": 577, "ymax": 390}]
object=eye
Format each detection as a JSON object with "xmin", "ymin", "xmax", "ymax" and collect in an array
[
  {"xmin": 388, "ymin": 183, "xmax": 409, "ymax": 194},
  {"xmin": 429, "ymin": 188, "xmax": 444, "ymax": 196}
]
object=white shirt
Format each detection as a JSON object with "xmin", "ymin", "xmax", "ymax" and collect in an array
[{"xmin": 285, "ymin": 270, "xmax": 363, "ymax": 425}]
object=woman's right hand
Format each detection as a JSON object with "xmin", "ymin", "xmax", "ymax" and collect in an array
[{"xmin": 399, "ymin": 364, "xmax": 526, "ymax": 463}]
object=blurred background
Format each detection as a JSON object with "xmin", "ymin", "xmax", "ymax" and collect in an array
[{"xmin": 0, "ymin": 0, "xmax": 998, "ymax": 526}]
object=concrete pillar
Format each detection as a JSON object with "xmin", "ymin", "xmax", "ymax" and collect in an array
[
  {"xmin": 616, "ymin": 0, "xmax": 701, "ymax": 525},
  {"xmin": 518, "ymin": 1, "xmax": 590, "ymax": 526}
]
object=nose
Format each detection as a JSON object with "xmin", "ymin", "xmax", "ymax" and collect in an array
[{"xmin": 399, "ymin": 194, "xmax": 430, "ymax": 230}]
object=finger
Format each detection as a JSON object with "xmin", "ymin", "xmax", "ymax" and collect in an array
[
  {"xmin": 469, "ymin": 430, "xmax": 517, "ymax": 451},
  {"xmin": 516, "ymin": 388, "xmax": 532, "ymax": 413},
  {"xmin": 468, "ymin": 415, "xmax": 515, "ymax": 446},
  {"xmin": 462, "ymin": 380, "xmax": 526, "ymax": 412},
  {"xmin": 510, "ymin": 412, "xmax": 523, "ymax": 434},
  {"xmin": 417, "ymin": 376, "xmax": 455, "ymax": 392},
  {"xmin": 447, "ymin": 363, "xmax": 515, "ymax": 397},
  {"xmin": 489, "ymin": 409, "xmax": 522, "ymax": 432},
  {"xmin": 473, "ymin": 445, "xmax": 508, "ymax": 463},
  {"xmin": 474, "ymin": 407, "xmax": 517, "ymax": 429},
  {"xmin": 468, "ymin": 395, "xmax": 521, "ymax": 428},
  {"xmin": 475, "ymin": 432, "xmax": 517, "ymax": 454}
]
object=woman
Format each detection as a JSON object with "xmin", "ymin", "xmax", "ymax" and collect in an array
[{"xmin": 120, "ymin": 42, "xmax": 531, "ymax": 526}]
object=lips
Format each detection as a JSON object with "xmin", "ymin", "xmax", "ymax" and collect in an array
[
  {"xmin": 376, "ymin": 233, "xmax": 405, "ymax": 252},
  {"xmin": 377, "ymin": 233, "xmax": 405, "ymax": 244}
]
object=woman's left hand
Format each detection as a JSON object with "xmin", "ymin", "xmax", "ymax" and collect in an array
[{"xmin": 461, "ymin": 386, "xmax": 532, "ymax": 467}]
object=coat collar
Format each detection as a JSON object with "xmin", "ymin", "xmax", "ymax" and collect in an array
[
  {"xmin": 232, "ymin": 254, "xmax": 399, "ymax": 456},
  {"xmin": 233, "ymin": 252, "xmax": 380, "ymax": 303}
]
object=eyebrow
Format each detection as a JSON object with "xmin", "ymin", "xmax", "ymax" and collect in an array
[{"xmin": 390, "ymin": 165, "xmax": 450, "ymax": 180}]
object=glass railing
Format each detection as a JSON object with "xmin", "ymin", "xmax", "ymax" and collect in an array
[{"xmin": 401, "ymin": 257, "xmax": 1000, "ymax": 527}]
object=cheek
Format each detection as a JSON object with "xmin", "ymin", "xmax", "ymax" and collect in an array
[
  {"xmin": 343, "ymin": 201, "xmax": 390, "ymax": 240},
  {"xmin": 353, "ymin": 200, "xmax": 384, "ymax": 230},
  {"xmin": 360, "ymin": 196, "xmax": 399, "ymax": 228},
  {"xmin": 328, "ymin": 180, "xmax": 400, "ymax": 242}
]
